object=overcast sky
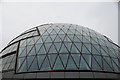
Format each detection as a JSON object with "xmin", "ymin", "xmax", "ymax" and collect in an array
[{"xmin": 1, "ymin": 2, "xmax": 118, "ymax": 51}]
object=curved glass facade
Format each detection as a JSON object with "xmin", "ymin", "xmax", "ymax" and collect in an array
[{"xmin": 1, "ymin": 23, "xmax": 120, "ymax": 74}]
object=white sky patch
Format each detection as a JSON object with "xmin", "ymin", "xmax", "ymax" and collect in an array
[
  {"xmin": 1, "ymin": 0, "xmax": 120, "ymax": 2},
  {"xmin": 1, "ymin": 2, "xmax": 118, "ymax": 51}
]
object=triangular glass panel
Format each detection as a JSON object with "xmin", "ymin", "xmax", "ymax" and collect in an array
[
  {"xmin": 101, "ymin": 47, "xmax": 108, "ymax": 56},
  {"xmin": 35, "ymin": 43, "xmax": 42, "ymax": 53},
  {"xmin": 71, "ymin": 54, "xmax": 81, "ymax": 68},
  {"xmin": 103, "ymin": 59, "xmax": 113, "ymax": 71},
  {"xmin": 80, "ymin": 56, "xmax": 90, "ymax": 70},
  {"xmin": 40, "ymin": 57, "xmax": 51, "ymax": 70},
  {"xmin": 48, "ymin": 44, "xmax": 57, "ymax": 53},
  {"xmin": 111, "ymin": 58, "xmax": 119, "ymax": 67},
  {"xmin": 53, "ymin": 56, "xmax": 64, "ymax": 70},
  {"xmin": 73, "ymin": 35, "xmax": 81, "ymax": 42},
  {"xmin": 28, "ymin": 57, "xmax": 39, "ymax": 71},
  {"xmin": 82, "ymin": 54, "xmax": 91, "ymax": 68},
  {"xmin": 54, "ymin": 35, "xmax": 62, "ymax": 42},
  {"xmin": 103, "ymin": 46, "xmax": 109, "ymax": 54},
  {"xmin": 37, "ymin": 45, "xmax": 46, "ymax": 54},
  {"xmin": 58, "ymin": 29, "xmax": 65, "ymax": 34},
  {"xmin": 74, "ymin": 42, "xmax": 82, "ymax": 52},
  {"xmin": 17, "ymin": 59, "xmax": 27, "ymax": 72},
  {"xmin": 67, "ymin": 29, "xmax": 73, "ymax": 34},
  {"xmin": 34, "ymin": 36, "xmax": 40, "ymax": 43},
  {"xmin": 92, "ymin": 45, "xmax": 100, "ymax": 55},
  {"xmin": 75, "ymin": 30, "xmax": 82, "ymax": 35},
  {"xmin": 26, "ymin": 38, "xmax": 35, "ymax": 46},
  {"xmin": 50, "ymin": 35, "xmax": 56, "ymax": 41},
  {"xmin": 26, "ymin": 45, "xmax": 33, "ymax": 55},
  {"xmin": 70, "ymin": 43, "xmax": 79, "ymax": 53},
  {"xmin": 38, "ymin": 27, "xmax": 46, "ymax": 35},
  {"xmin": 59, "ymin": 43, "xmax": 69, "ymax": 53},
  {"xmin": 67, "ymin": 34, "xmax": 74, "ymax": 41},
  {"xmin": 64, "ymin": 42, "xmax": 72, "ymax": 52},
  {"xmin": 18, "ymin": 47, "xmax": 26, "ymax": 56},
  {"xmin": 50, "ymin": 29, "xmax": 57, "ymax": 34},
  {"xmin": 81, "ymin": 44, "xmax": 90, "ymax": 54},
  {"xmin": 109, "ymin": 48, "xmax": 116, "ymax": 57},
  {"xmin": 66, "ymin": 55, "xmax": 78, "ymax": 70},
  {"xmin": 76, "ymin": 35, "xmax": 82, "ymax": 41},
  {"xmin": 42, "ymin": 30, "xmax": 49, "ymax": 35},
  {"xmin": 61, "ymin": 27, "xmax": 68, "ymax": 32},
  {"xmin": 82, "ymin": 36, "xmax": 90, "ymax": 43},
  {"xmin": 82, "ymin": 31, "xmax": 89, "ymax": 36},
  {"xmin": 59, "ymin": 54, "xmax": 69, "ymax": 67},
  {"xmin": 9, "ymin": 62, "xmax": 15, "ymax": 69},
  {"xmin": 90, "ymin": 32, "xmax": 96, "ymax": 37},
  {"xmin": 93, "ymin": 44, "xmax": 100, "ymax": 53},
  {"xmin": 48, "ymin": 54, "xmax": 58, "ymax": 68},
  {"xmin": 112, "ymin": 60, "xmax": 119, "ymax": 72},
  {"xmin": 44, "ymin": 43, "xmax": 52, "ymax": 52},
  {"xmin": 42, "ymin": 35, "xmax": 48, "ymax": 41},
  {"xmin": 91, "ymin": 56, "xmax": 102, "ymax": 70},
  {"xmin": 84, "ymin": 43, "xmax": 91, "ymax": 52},
  {"xmin": 3, "ymin": 63, "xmax": 10, "ymax": 70},
  {"xmin": 99, "ymin": 39, "xmax": 105, "ymax": 46},
  {"xmin": 20, "ymin": 40, "xmax": 26, "ymax": 47},
  {"xmin": 64, "ymin": 35, "xmax": 71, "ymax": 42},
  {"xmin": 46, "ymin": 28, "xmax": 53, "ymax": 34},
  {"xmin": 103, "ymin": 56, "xmax": 112, "ymax": 68},
  {"xmin": 45, "ymin": 36, "xmax": 52, "ymax": 42},
  {"xmin": 27, "ymin": 56, "xmax": 35, "ymax": 69},
  {"xmin": 91, "ymin": 37, "xmax": 98, "ymax": 44},
  {"xmin": 28, "ymin": 46, "xmax": 36, "ymax": 56},
  {"xmin": 93, "ymin": 55, "xmax": 102, "ymax": 68},
  {"xmin": 59, "ymin": 34, "xmax": 65, "ymax": 41},
  {"xmin": 54, "ymin": 42, "xmax": 62, "ymax": 52},
  {"xmin": 36, "ymin": 37, "xmax": 43, "ymax": 44},
  {"xmin": 37, "ymin": 55, "xmax": 46, "ymax": 69},
  {"xmin": 17, "ymin": 58, "xmax": 25, "ymax": 69},
  {"xmin": 19, "ymin": 47, "xmax": 26, "ymax": 57}
]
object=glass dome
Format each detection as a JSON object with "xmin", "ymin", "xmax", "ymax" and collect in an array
[{"xmin": 1, "ymin": 23, "xmax": 120, "ymax": 73}]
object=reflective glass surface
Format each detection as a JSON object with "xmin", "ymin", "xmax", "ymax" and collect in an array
[{"xmin": 1, "ymin": 23, "xmax": 120, "ymax": 73}]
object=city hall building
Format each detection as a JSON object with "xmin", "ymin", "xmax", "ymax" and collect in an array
[{"xmin": 0, "ymin": 23, "xmax": 120, "ymax": 79}]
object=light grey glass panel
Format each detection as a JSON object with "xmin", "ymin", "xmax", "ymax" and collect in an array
[
  {"xmin": 54, "ymin": 42, "xmax": 61, "ymax": 52},
  {"xmin": 59, "ymin": 43, "xmax": 69, "ymax": 53},
  {"xmin": 18, "ymin": 59, "xmax": 27, "ymax": 72},
  {"xmin": 44, "ymin": 43, "xmax": 52, "ymax": 52},
  {"xmin": 37, "ymin": 45, "xmax": 46, "ymax": 54},
  {"xmin": 71, "ymin": 54, "xmax": 81, "ymax": 68},
  {"xmin": 59, "ymin": 54, "xmax": 69, "ymax": 67},
  {"xmin": 35, "ymin": 43, "xmax": 42, "ymax": 53},
  {"xmin": 26, "ymin": 38, "xmax": 35, "ymax": 45},
  {"xmin": 28, "ymin": 57, "xmax": 39, "ymax": 71},
  {"xmin": 53, "ymin": 56, "xmax": 64, "ymax": 70},
  {"xmin": 27, "ymin": 56, "xmax": 35, "ymax": 69},
  {"xmin": 92, "ymin": 56, "xmax": 102, "ymax": 70},
  {"xmin": 80, "ymin": 56, "xmax": 90, "ymax": 70},
  {"xmin": 93, "ymin": 55, "xmax": 102, "ymax": 68},
  {"xmin": 17, "ymin": 57, "xmax": 25, "ymax": 70},
  {"xmin": 37, "ymin": 55, "xmax": 46, "ymax": 69},
  {"xmin": 66, "ymin": 55, "xmax": 78, "ymax": 70},
  {"xmin": 27, "ymin": 46, "xmax": 36, "ymax": 56},
  {"xmin": 48, "ymin": 44, "xmax": 57, "ymax": 53},
  {"xmin": 40, "ymin": 57, "xmax": 51, "ymax": 70},
  {"xmin": 19, "ymin": 47, "xmax": 26, "ymax": 57},
  {"xmin": 70, "ymin": 44, "xmax": 79, "ymax": 53},
  {"xmin": 48, "ymin": 54, "xmax": 57, "ymax": 68}
]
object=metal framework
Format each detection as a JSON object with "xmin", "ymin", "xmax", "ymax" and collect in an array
[{"xmin": 0, "ymin": 23, "xmax": 120, "ymax": 76}]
